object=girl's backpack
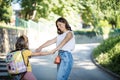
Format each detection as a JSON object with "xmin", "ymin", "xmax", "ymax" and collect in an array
[{"xmin": 6, "ymin": 50, "xmax": 28, "ymax": 75}]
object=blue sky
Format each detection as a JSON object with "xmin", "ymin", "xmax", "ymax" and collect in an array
[{"xmin": 11, "ymin": 0, "xmax": 22, "ymax": 11}]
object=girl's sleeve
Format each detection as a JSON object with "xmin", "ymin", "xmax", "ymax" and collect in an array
[{"xmin": 23, "ymin": 50, "xmax": 32, "ymax": 57}]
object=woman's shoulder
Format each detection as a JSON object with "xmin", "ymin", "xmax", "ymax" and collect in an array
[
  {"xmin": 66, "ymin": 31, "xmax": 74, "ymax": 35},
  {"xmin": 66, "ymin": 30, "xmax": 74, "ymax": 33}
]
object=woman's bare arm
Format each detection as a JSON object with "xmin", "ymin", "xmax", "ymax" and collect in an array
[
  {"xmin": 36, "ymin": 37, "xmax": 57, "ymax": 51},
  {"xmin": 31, "ymin": 51, "xmax": 52, "ymax": 56}
]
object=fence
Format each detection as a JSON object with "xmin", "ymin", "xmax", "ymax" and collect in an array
[{"xmin": 17, "ymin": 18, "xmax": 57, "ymax": 49}]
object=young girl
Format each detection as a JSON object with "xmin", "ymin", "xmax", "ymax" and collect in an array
[
  {"xmin": 12, "ymin": 35, "xmax": 51, "ymax": 80},
  {"xmin": 36, "ymin": 17, "xmax": 75, "ymax": 80}
]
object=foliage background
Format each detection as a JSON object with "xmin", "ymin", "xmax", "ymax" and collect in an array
[
  {"xmin": 1, "ymin": 0, "xmax": 120, "ymax": 29},
  {"xmin": 93, "ymin": 35, "xmax": 120, "ymax": 76}
]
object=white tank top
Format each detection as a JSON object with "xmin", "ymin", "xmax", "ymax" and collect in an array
[{"xmin": 56, "ymin": 31, "xmax": 75, "ymax": 52}]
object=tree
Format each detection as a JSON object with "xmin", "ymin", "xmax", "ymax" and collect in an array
[
  {"xmin": 20, "ymin": 0, "xmax": 37, "ymax": 20},
  {"xmin": 15, "ymin": 0, "xmax": 120, "ymax": 29},
  {"xmin": 92, "ymin": 0, "xmax": 120, "ymax": 28},
  {"xmin": 20, "ymin": 0, "xmax": 81, "ymax": 21},
  {"xmin": 0, "ymin": 0, "xmax": 12, "ymax": 24}
]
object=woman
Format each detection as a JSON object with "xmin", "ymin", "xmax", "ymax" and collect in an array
[{"xmin": 36, "ymin": 17, "xmax": 75, "ymax": 80}]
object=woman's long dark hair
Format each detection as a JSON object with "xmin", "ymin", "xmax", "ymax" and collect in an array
[
  {"xmin": 56, "ymin": 17, "xmax": 72, "ymax": 34},
  {"xmin": 14, "ymin": 35, "xmax": 29, "ymax": 51}
]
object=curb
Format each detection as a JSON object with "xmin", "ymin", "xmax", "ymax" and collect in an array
[{"xmin": 91, "ymin": 52, "xmax": 120, "ymax": 80}]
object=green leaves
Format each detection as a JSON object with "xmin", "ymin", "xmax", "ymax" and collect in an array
[
  {"xmin": 0, "ymin": 0, "xmax": 12, "ymax": 22},
  {"xmin": 93, "ymin": 35, "xmax": 120, "ymax": 76}
]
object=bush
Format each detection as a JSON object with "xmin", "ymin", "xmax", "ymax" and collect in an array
[
  {"xmin": 74, "ymin": 30, "xmax": 96, "ymax": 38},
  {"xmin": 93, "ymin": 35, "xmax": 120, "ymax": 76}
]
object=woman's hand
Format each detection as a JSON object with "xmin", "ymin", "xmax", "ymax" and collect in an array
[
  {"xmin": 35, "ymin": 47, "xmax": 42, "ymax": 52},
  {"xmin": 49, "ymin": 48, "xmax": 58, "ymax": 54}
]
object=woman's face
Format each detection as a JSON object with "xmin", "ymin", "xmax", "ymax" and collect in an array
[{"xmin": 57, "ymin": 22, "xmax": 66, "ymax": 32}]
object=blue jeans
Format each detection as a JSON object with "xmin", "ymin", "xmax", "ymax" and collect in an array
[{"xmin": 57, "ymin": 50, "xmax": 73, "ymax": 80}]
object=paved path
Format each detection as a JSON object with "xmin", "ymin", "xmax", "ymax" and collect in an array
[{"xmin": 30, "ymin": 43, "xmax": 118, "ymax": 80}]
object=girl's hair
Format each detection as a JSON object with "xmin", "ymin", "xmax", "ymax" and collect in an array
[
  {"xmin": 15, "ymin": 35, "xmax": 29, "ymax": 51},
  {"xmin": 56, "ymin": 17, "xmax": 72, "ymax": 34}
]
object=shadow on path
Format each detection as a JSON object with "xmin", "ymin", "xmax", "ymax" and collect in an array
[{"xmin": 30, "ymin": 43, "xmax": 118, "ymax": 80}]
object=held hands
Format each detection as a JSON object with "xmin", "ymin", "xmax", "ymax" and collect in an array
[
  {"xmin": 34, "ymin": 47, "xmax": 57, "ymax": 56},
  {"xmin": 32, "ymin": 50, "xmax": 53, "ymax": 56}
]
